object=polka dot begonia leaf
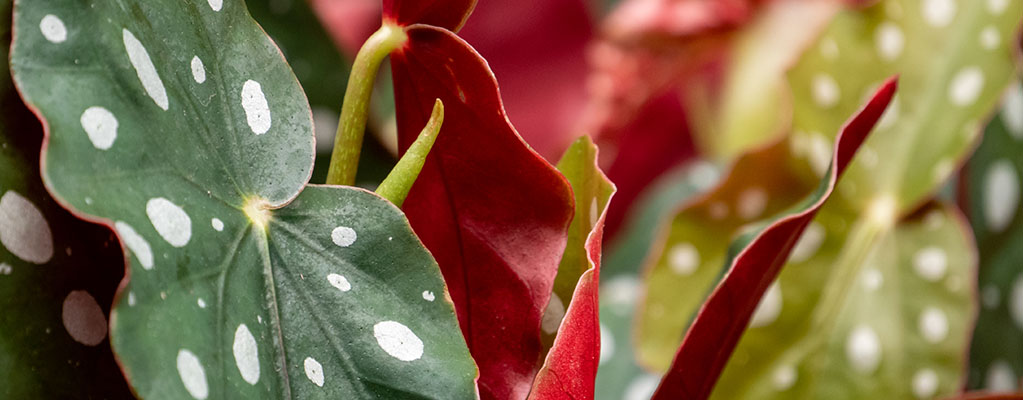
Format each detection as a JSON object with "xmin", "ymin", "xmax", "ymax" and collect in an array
[
  {"xmin": 0, "ymin": 1, "xmax": 130, "ymax": 394},
  {"xmin": 963, "ymin": 78, "xmax": 1023, "ymax": 393},
  {"xmin": 8, "ymin": 0, "xmax": 477, "ymax": 398},
  {"xmin": 787, "ymin": 0, "xmax": 1022, "ymax": 215}
]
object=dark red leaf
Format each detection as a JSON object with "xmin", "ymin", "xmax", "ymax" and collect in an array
[
  {"xmin": 390, "ymin": 25, "xmax": 575, "ymax": 400},
  {"xmin": 382, "ymin": 0, "xmax": 476, "ymax": 31},
  {"xmin": 650, "ymin": 77, "xmax": 897, "ymax": 400}
]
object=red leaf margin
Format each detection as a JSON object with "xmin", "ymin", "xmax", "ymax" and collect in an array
[
  {"xmin": 527, "ymin": 141, "xmax": 616, "ymax": 400},
  {"xmin": 650, "ymin": 77, "xmax": 898, "ymax": 400},
  {"xmin": 389, "ymin": 25, "xmax": 576, "ymax": 400}
]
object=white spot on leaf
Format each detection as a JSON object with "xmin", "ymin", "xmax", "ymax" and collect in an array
[
  {"xmin": 750, "ymin": 281, "xmax": 782, "ymax": 328},
  {"xmin": 875, "ymin": 22, "xmax": 904, "ymax": 61},
  {"xmin": 846, "ymin": 325, "xmax": 881, "ymax": 374},
  {"xmin": 772, "ymin": 365, "xmax": 797, "ymax": 391},
  {"xmin": 599, "ymin": 324, "xmax": 614, "ymax": 365},
  {"xmin": 177, "ymin": 349, "xmax": 209, "ymax": 399},
  {"xmin": 1010, "ymin": 275, "xmax": 1023, "ymax": 330},
  {"xmin": 0, "ymin": 191, "xmax": 54, "ymax": 264},
  {"xmin": 233, "ymin": 324, "xmax": 260, "ymax": 385},
  {"xmin": 211, "ymin": 218, "xmax": 224, "ymax": 231},
  {"xmin": 812, "ymin": 74, "xmax": 840, "ymax": 108},
  {"xmin": 331, "ymin": 226, "xmax": 356, "ymax": 247},
  {"xmin": 122, "ymin": 29, "xmax": 169, "ymax": 110},
  {"xmin": 948, "ymin": 67, "xmax": 984, "ymax": 106},
  {"xmin": 988, "ymin": 0, "xmax": 1009, "ymax": 14},
  {"xmin": 541, "ymin": 294, "xmax": 566, "ymax": 334},
  {"xmin": 624, "ymin": 374, "xmax": 660, "ymax": 400},
  {"xmin": 208, "ymin": 0, "xmax": 223, "ymax": 11},
  {"xmin": 912, "ymin": 369, "xmax": 939, "ymax": 398},
  {"xmin": 922, "ymin": 0, "xmax": 956, "ymax": 27},
  {"xmin": 1003, "ymin": 83, "xmax": 1023, "ymax": 140},
  {"xmin": 422, "ymin": 290, "xmax": 435, "ymax": 301},
  {"xmin": 327, "ymin": 273, "xmax": 351, "ymax": 292},
  {"xmin": 241, "ymin": 80, "xmax": 271, "ymax": 135},
  {"xmin": 147, "ymin": 197, "xmax": 192, "ymax": 247},
  {"xmin": 984, "ymin": 160, "xmax": 1019, "ymax": 232},
  {"xmin": 668, "ymin": 242, "xmax": 700, "ymax": 276},
  {"xmin": 61, "ymin": 290, "xmax": 107, "ymax": 346},
  {"xmin": 373, "ymin": 321, "xmax": 424, "ymax": 361},
  {"xmin": 913, "ymin": 247, "xmax": 948, "ymax": 282},
  {"xmin": 115, "ymin": 221, "xmax": 153, "ymax": 269},
  {"xmin": 737, "ymin": 187, "xmax": 767, "ymax": 219},
  {"xmin": 304, "ymin": 357, "xmax": 324, "ymax": 387},
  {"xmin": 790, "ymin": 222, "xmax": 825, "ymax": 263},
  {"xmin": 0, "ymin": 263, "xmax": 10, "ymax": 275},
  {"xmin": 190, "ymin": 56, "xmax": 206, "ymax": 84},
  {"xmin": 983, "ymin": 285, "xmax": 1000, "ymax": 309},
  {"xmin": 39, "ymin": 14, "xmax": 67, "ymax": 43},
  {"xmin": 197, "ymin": 298, "xmax": 206, "ymax": 308},
  {"xmin": 986, "ymin": 360, "xmax": 1017, "ymax": 392},
  {"xmin": 918, "ymin": 307, "xmax": 949, "ymax": 343},
  {"xmin": 980, "ymin": 26, "xmax": 1001, "ymax": 50},
  {"xmin": 862, "ymin": 268, "xmax": 883, "ymax": 291},
  {"xmin": 80, "ymin": 106, "xmax": 118, "ymax": 150}
]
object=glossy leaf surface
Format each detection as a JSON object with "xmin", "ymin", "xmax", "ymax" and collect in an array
[
  {"xmin": 390, "ymin": 25, "xmax": 575, "ymax": 400},
  {"xmin": 651, "ymin": 79, "xmax": 896, "ymax": 399},
  {"xmin": 787, "ymin": 0, "xmax": 1022, "ymax": 213},
  {"xmin": 11, "ymin": 0, "xmax": 476, "ymax": 398},
  {"xmin": 0, "ymin": 2, "xmax": 130, "ymax": 394},
  {"xmin": 963, "ymin": 78, "xmax": 1023, "ymax": 393}
]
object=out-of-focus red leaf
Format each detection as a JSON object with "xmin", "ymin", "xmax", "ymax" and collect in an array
[
  {"xmin": 390, "ymin": 25, "xmax": 575, "ymax": 400},
  {"xmin": 382, "ymin": 0, "xmax": 476, "ymax": 32},
  {"xmin": 528, "ymin": 137, "xmax": 615, "ymax": 400},
  {"xmin": 457, "ymin": 0, "xmax": 593, "ymax": 159},
  {"xmin": 604, "ymin": 0, "xmax": 754, "ymax": 40},
  {"xmin": 650, "ymin": 78, "xmax": 897, "ymax": 400},
  {"xmin": 309, "ymin": 0, "xmax": 382, "ymax": 56},
  {"xmin": 602, "ymin": 90, "xmax": 695, "ymax": 240}
]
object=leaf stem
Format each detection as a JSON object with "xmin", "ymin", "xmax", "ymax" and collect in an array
[
  {"xmin": 326, "ymin": 23, "xmax": 407, "ymax": 186},
  {"xmin": 376, "ymin": 99, "xmax": 444, "ymax": 207}
]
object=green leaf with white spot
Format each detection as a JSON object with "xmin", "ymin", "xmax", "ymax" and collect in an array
[
  {"xmin": 787, "ymin": 0, "xmax": 1021, "ymax": 213},
  {"xmin": 711, "ymin": 202, "xmax": 975, "ymax": 400},
  {"xmin": 963, "ymin": 78, "xmax": 1023, "ymax": 393},
  {"xmin": 10, "ymin": 0, "xmax": 477, "ymax": 398},
  {"xmin": 0, "ymin": 0, "xmax": 130, "ymax": 394},
  {"xmin": 595, "ymin": 276, "xmax": 661, "ymax": 400}
]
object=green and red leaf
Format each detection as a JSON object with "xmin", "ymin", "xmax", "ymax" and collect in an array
[
  {"xmin": 10, "ymin": 0, "xmax": 476, "ymax": 398},
  {"xmin": 530, "ymin": 136, "xmax": 615, "ymax": 399},
  {"xmin": 389, "ymin": 24, "xmax": 575, "ymax": 400},
  {"xmin": 651, "ymin": 78, "xmax": 896, "ymax": 399}
]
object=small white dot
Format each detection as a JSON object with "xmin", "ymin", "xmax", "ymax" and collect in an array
[
  {"xmin": 790, "ymin": 222, "xmax": 825, "ymax": 263},
  {"xmin": 918, "ymin": 307, "xmax": 948, "ymax": 343},
  {"xmin": 948, "ymin": 66, "xmax": 985, "ymax": 106},
  {"xmin": 241, "ymin": 80, "xmax": 272, "ymax": 135},
  {"xmin": 373, "ymin": 321, "xmax": 424, "ymax": 361},
  {"xmin": 190, "ymin": 56, "xmax": 206, "ymax": 84},
  {"xmin": 668, "ymin": 242, "xmax": 700, "ymax": 275},
  {"xmin": 812, "ymin": 74, "xmax": 841, "ymax": 108},
  {"xmin": 980, "ymin": 26, "xmax": 1001, "ymax": 50},
  {"xmin": 1003, "ymin": 83, "xmax": 1023, "ymax": 139},
  {"xmin": 0, "ymin": 263, "xmax": 10, "ymax": 275},
  {"xmin": 62, "ymin": 290, "xmax": 107, "ymax": 346},
  {"xmin": 986, "ymin": 360, "xmax": 1017, "ymax": 392},
  {"xmin": 772, "ymin": 365, "xmax": 797, "ymax": 391},
  {"xmin": 422, "ymin": 290, "xmax": 435, "ymax": 301},
  {"xmin": 0, "ymin": 191, "xmax": 54, "ymax": 264},
  {"xmin": 875, "ymin": 22, "xmax": 904, "ymax": 61},
  {"xmin": 39, "ymin": 15, "xmax": 67, "ymax": 43},
  {"xmin": 327, "ymin": 273, "xmax": 351, "ymax": 292},
  {"xmin": 912, "ymin": 369, "xmax": 939, "ymax": 398},
  {"xmin": 737, "ymin": 187, "xmax": 768, "ymax": 219},
  {"xmin": 983, "ymin": 160, "xmax": 1019, "ymax": 232},
  {"xmin": 303, "ymin": 357, "xmax": 324, "ymax": 387},
  {"xmin": 80, "ymin": 106, "xmax": 118, "ymax": 150},
  {"xmin": 988, "ymin": 0, "xmax": 1009, "ymax": 14},
  {"xmin": 211, "ymin": 218, "xmax": 224, "ymax": 231},
  {"xmin": 541, "ymin": 294, "xmax": 566, "ymax": 334},
  {"xmin": 599, "ymin": 324, "xmax": 614, "ymax": 365},
  {"xmin": 846, "ymin": 325, "xmax": 881, "ymax": 374},
  {"xmin": 197, "ymin": 298, "xmax": 206, "ymax": 308},
  {"xmin": 123, "ymin": 29, "xmax": 169, "ymax": 111},
  {"xmin": 233, "ymin": 324, "xmax": 260, "ymax": 385},
  {"xmin": 177, "ymin": 349, "xmax": 209, "ymax": 399},
  {"xmin": 820, "ymin": 37, "xmax": 839, "ymax": 59},
  {"xmin": 208, "ymin": 0, "xmax": 223, "ymax": 11},
  {"xmin": 331, "ymin": 226, "xmax": 356, "ymax": 247},
  {"xmin": 750, "ymin": 281, "xmax": 782, "ymax": 328},
  {"xmin": 147, "ymin": 197, "xmax": 192, "ymax": 247},
  {"xmin": 983, "ymin": 285, "xmax": 1000, "ymax": 309},
  {"xmin": 127, "ymin": 291, "xmax": 136, "ymax": 306},
  {"xmin": 922, "ymin": 0, "xmax": 956, "ymax": 27},
  {"xmin": 1010, "ymin": 275, "xmax": 1023, "ymax": 330},
  {"xmin": 913, "ymin": 247, "xmax": 948, "ymax": 282},
  {"xmin": 115, "ymin": 221, "xmax": 154, "ymax": 269},
  {"xmin": 932, "ymin": 158, "xmax": 955, "ymax": 183},
  {"xmin": 862, "ymin": 268, "xmax": 883, "ymax": 291}
]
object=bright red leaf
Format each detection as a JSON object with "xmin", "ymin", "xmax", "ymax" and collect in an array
[
  {"xmin": 650, "ymin": 78, "xmax": 897, "ymax": 400},
  {"xmin": 390, "ymin": 25, "xmax": 575, "ymax": 400},
  {"xmin": 382, "ymin": 0, "xmax": 476, "ymax": 32}
]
